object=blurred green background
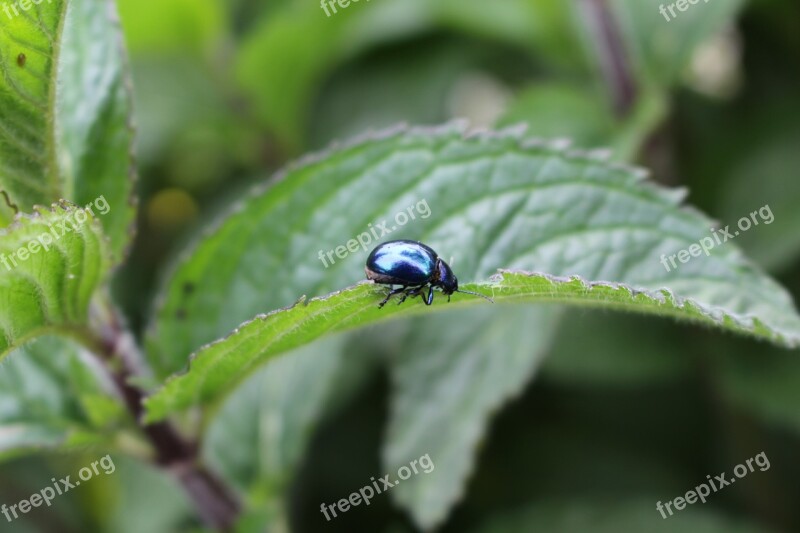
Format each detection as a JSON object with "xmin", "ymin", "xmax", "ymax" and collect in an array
[{"xmin": 2, "ymin": 0, "xmax": 800, "ymax": 531}]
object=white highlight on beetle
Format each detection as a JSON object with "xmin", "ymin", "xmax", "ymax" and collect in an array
[
  {"xmin": 656, "ymin": 451, "xmax": 770, "ymax": 519},
  {"xmin": 320, "ymin": 453, "xmax": 434, "ymax": 521},
  {"xmin": 1, "ymin": 454, "xmax": 116, "ymax": 523},
  {"xmin": 317, "ymin": 199, "xmax": 431, "ymax": 268},
  {"xmin": 660, "ymin": 204, "xmax": 773, "ymax": 273},
  {"xmin": 0, "ymin": 195, "xmax": 111, "ymax": 272}
]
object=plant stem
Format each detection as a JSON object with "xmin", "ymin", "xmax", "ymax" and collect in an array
[
  {"xmin": 579, "ymin": 0, "xmax": 638, "ymax": 116},
  {"xmin": 87, "ymin": 300, "xmax": 240, "ymax": 530}
]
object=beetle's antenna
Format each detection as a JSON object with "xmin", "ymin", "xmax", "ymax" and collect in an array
[{"xmin": 455, "ymin": 288, "xmax": 494, "ymax": 303}]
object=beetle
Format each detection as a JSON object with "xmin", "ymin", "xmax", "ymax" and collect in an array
[{"xmin": 365, "ymin": 239, "xmax": 494, "ymax": 308}]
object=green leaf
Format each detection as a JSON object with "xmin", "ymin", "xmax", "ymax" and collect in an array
[
  {"xmin": 145, "ymin": 269, "xmax": 800, "ymax": 423},
  {"xmin": 125, "ymin": 58, "xmax": 231, "ymax": 165},
  {"xmin": 144, "ymin": 124, "xmax": 800, "ymax": 422},
  {"xmin": 0, "ymin": 203, "xmax": 111, "ymax": 357},
  {"xmin": 384, "ymin": 306, "xmax": 560, "ymax": 529},
  {"xmin": 203, "ymin": 337, "xmax": 377, "ymax": 532},
  {"xmin": 718, "ymin": 134, "xmax": 800, "ymax": 272},
  {"xmin": 202, "ymin": 336, "xmax": 350, "ymax": 495},
  {"xmin": 672, "ymin": 88, "xmax": 800, "ymax": 272},
  {"xmin": 234, "ymin": 6, "xmax": 346, "ymax": 152},
  {"xmin": 496, "ymin": 82, "xmax": 618, "ymax": 151},
  {"xmin": 0, "ymin": 0, "xmax": 136, "ymax": 261},
  {"xmin": 235, "ymin": 0, "xmax": 582, "ymax": 151},
  {"xmin": 117, "ymin": 0, "xmax": 226, "ymax": 58},
  {"xmin": 102, "ymin": 455, "xmax": 194, "ymax": 533},
  {"xmin": 497, "ymin": 82, "xmax": 668, "ymax": 162},
  {"xmin": 309, "ymin": 37, "xmax": 512, "ymax": 150},
  {"xmin": 470, "ymin": 499, "xmax": 773, "ymax": 533},
  {"xmin": 0, "ymin": 336, "xmax": 124, "ymax": 460},
  {"xmin": 0, "ymin": 1, "xmax": 64, "ymax": 209},
  {"xmin": 609, "ymin": 0, "xmax": 745, "ymax": 88}
]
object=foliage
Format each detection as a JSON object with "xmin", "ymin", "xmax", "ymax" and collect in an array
[{"xmin": 1, "ymin": 0, "xmax": 799, "ymax": 531}]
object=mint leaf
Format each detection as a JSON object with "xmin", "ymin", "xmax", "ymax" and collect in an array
[
  {"xmin": 141, "ymin": 119, "xmax": 799, "ymax": 530},
  {"xmin": 202, "ymin": 337, "xmax": 350, "ymax": 495},
  {"xmin": 385, "ymin": 306, "xmax": 560, "ymax": 529},
  {"xmin": 0, "ymin": 1, "xmax": 64, "ymax": 209},
  {"xmin": 144, "ymin": 125, "xmax": 800, "ymax": 423},
  {"xmin": 144, "ymin": 266, "xmax": 800, "ymax": 423},
  {"xmin": 0, "ymin": 203, "xmax": 111, "ymax": 358},
  {"xmin": 235, "ymin": 0, "xmax": 581, "ymax": 151},
  {"xmin": 0, "ymin": 336, "xmax": 124, "ymax": 460},
  {"xmin": 610, "ymin": 0, "xmax": 745, "ymax": 87},
  {"xmin": 0, "ymin": 0, "xmax": 136, "ymax": 260},
  {"xmin": 146, "ymin": 125, "xmax": 800, "ymax": 382},
  {"xmin": 497, "ymin": 83, "xmax": 617, "ymax": 150}
]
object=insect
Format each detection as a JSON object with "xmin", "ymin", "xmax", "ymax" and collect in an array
[
  {"xmin": 365, "ymin": 239, "xmax": 494, "ymax": 308},
  {"xmin": 17, "ymin": 53, "xmax": 26, "ymax": 67}
]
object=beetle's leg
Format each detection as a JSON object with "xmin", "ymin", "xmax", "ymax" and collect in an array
[
  {"xmin": 397, "ymin": 285, "xmax": 423, "ymax": 305},
  {"xmin": 425, "ymin": 286, "xmax": 434, "ymax": 305},
  {"xmin": 378, "ymin": 286, "xmax": 406, "ymax": 308},
  {"xmin": 406, "ymin": 286, "xmax": 424, "ymax": 297}
]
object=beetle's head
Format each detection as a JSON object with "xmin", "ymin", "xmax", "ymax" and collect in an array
[
  {"xmin": 436, "ymin": 258, "xmax": 494, "ymax": 304},
  {"xmin": 436, "ymin": 259, "xmax": 458, "ymax": 295}
]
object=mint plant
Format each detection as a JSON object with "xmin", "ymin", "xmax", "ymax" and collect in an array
[{"xmin": 1, "ymin": 0, "xmax": 798, "ymax": 531}]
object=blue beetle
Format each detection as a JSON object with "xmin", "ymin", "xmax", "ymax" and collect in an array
[{"xmin": 365, "ymin": 239, "xmax": 494, "ymax": 308}]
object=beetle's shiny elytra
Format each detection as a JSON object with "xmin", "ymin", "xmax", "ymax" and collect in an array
[{"xmin": 365, "ymin": 239, "xmax": 493, "ymax": 308}]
